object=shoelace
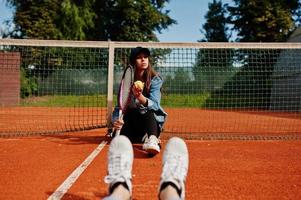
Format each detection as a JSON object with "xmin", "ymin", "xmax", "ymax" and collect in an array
[
  {"xmin": 149, "ymin": 137, "xmax": 160, "ymax": 146},
  {"xmin": 142, "ymin": 134, "xmax": 148, "ymax": 143},
  {"xmin": 104, "ymin": 154, "xmax": 131, "ymax": 184}
]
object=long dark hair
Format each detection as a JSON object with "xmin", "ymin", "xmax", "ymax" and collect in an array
[{"xmin": 134, "ymin": 59, "xmax": 157, "ymax": 95}]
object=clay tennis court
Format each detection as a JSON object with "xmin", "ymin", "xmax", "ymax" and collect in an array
[
  {"xmin": 0, "ymin": 108, "xmax": 301, "ymax": 199},
  {"xmin": 1, "ymin": 107, "xmax": 301, "ymax": 136}
]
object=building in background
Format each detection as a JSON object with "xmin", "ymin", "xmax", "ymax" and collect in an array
[{"xmin": 270, "ymin": 27, "xmax": 301, "ymax": 111}]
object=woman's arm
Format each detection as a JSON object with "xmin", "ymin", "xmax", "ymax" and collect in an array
[
  {"xmin": 132, "ymin": 85, "xmax": 148, "ymax": 106},
  {"xmin": 147, "ymin": 76, "xmax": 163, "ymax": 111},
  {"xmin": 134, "ymin": 75, "xmax": 162, "ymax": 112}
]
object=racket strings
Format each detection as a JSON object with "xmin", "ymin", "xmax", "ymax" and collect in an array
[{"xmin": 119, "ymin": 66, "xmax": 134, "ymax": 111}]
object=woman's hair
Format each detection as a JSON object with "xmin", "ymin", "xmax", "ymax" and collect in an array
[
  {"xmin": 133, "ymin": 57, "xmax": 157, "ymax": 94},
  {"xmin": 130, "ymin": 47, "xmax": 158, "ymax": 94},
  {"xmin": 142, "ymin": 60, "xmax": 157, "ymax": 94}
]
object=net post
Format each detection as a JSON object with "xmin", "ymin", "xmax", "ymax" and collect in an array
[{"xmin": 107, "ymin": 41, "xmax": 115, "ymax": 131}]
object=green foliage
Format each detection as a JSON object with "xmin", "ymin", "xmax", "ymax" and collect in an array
[
  {"xmin": 20, "ymin": 67, "xmax": 38, "ymax": 98},
  {"xmin": 197, "ymin": 0, "xmax": 301, "ymax": 109},
  {"xmin": 57, "ymin": 0, "xmax": 95, "ymax": 40},
  {"xmin": 90, "ymin": 0, "xmax": 176, "ymax": 41},
  {"xmin": 163, "ymin": 69, "xmax": 199, "ymax": 94},
  {"xmin": 224, "ymin": 0, "xmax": 301, "ymax": 107},
  {"xmin": 227, "ymin": 0, "xmax": 301, "ymax": 42},
  {"xmin": 37, "ymin": 69, "xmax": 108, "ymax": 95},
  {"xmin": 7, "ymin": 0, "xmax": 60, "ymax": 39},
  {"xmin": 203, "ymin": 49, "xmax": 278, "ymax": 109},
  {"xmin": 174, "ymin": 68, "xmax": 190, "ymax": 83},
  {"xmin": 195, "ymin": 1, "xmax": 232, "ymax": 93},
  {"xmin": 193, "ymin": 48, "xmax": 235, "ymax": 93},
  {"xmin": 6, "ymin": 0, "xmax": 95, "ymax": 40},
  {"xmin": 4, "ymin": 0, "xmax": 175, "ymax": 95},
  {"xmin": 200, "ymin": 0, "xmax": 229, "ymax": 42},
  {"xmin": 6, "ymin": 0, "xmax": 175, "ymax": 41},
  {"xmin": 15, "ymin": 46, "xmax": 108, "ymax": 93}
]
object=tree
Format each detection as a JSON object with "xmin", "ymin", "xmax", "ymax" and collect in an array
[
  {"xmin": 210, "ymin": 0, "xmax": 301, "ymax": 109},
  {"xmin": 4, "ymin": 0, "xmax": 176, "ymax": 97},
  {"xmin": 89, "ymin": 0, "xmax": 176, "ymax": 41},
  {"xmin": 6, "ymin": 0, "xmax": 95, "ymax": 40},
  {"xmin": 194, "ymin": 0, "xmax": 232, "ymax": 92},
  {"xmin": 56, "ymin": 0, "xmax": 95, "ymax": 40},
  {"xmin": 200, "ymin": 0, "xmax": 229, "ymax": 42},
  {"xmin": 227, "ymin": 0, "xmax": 301, "ymax": 42},
  {"xmin": 5, "ymin": 0, "xmax": 176, "ymax": 41}
]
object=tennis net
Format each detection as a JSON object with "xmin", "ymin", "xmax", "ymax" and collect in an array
[{"xmin": 0, "ymin": 39, "xmax": 301, "ymax": 137}]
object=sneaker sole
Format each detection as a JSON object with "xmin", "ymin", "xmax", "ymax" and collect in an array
[{"xmin": 146, "ymin": 147, "xmax": 160, "ymax": 156}]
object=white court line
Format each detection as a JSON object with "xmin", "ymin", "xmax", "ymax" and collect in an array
[{"xmin": 47, "ymin": 140, "xmax": 107, "ymax": 200}]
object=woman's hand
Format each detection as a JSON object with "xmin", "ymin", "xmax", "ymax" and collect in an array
[
  {"xmin": 132, "ymin": 84, "xmax": 148, "ymax": 106},
  {"xmin": 132, "ymin": 83, "xmax": 143, "ymax": 98},
  {"xmin": 113, "ymin": 118, "xmax": 124, "ymax": 130}
]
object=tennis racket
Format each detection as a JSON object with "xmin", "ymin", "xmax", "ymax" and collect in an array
[{"xmin": 114, "ymin": 65, "xmax": 134, "ymax": 136}]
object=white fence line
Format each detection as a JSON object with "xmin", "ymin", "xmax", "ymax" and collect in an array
[{"xmin": 2, "ymin": 39, "xmax": 301, "ymax": 49}]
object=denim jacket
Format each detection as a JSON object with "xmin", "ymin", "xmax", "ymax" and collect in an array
[{"xmin": 113, "ymin": 75, "xmax": 167, "ymax": 130}]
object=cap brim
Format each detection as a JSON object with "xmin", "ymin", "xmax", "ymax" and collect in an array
[
  {"xmin": 130, "ymin": 47, "xmax": 151, "ymax": 64},
  {"xmin": 137, "ymin": 48, "xmax": 150, "ymax": 56}
]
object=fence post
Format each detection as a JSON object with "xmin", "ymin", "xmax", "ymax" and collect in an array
[{"xmin": 107, "ymin": 41, "xmax": 115, "ymax": 131}]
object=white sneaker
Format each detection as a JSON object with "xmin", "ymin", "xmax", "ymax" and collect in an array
[
  {"xmin": 159, "ymin": 137, "xmax": 189, "ymax": 199},
  {"xmin": 104, "ymin": 135, "xmax": 133, "ymax": 195},
  {"xmin": 142, "ymin": 135, "xmax": 161, "ymax": 155}
]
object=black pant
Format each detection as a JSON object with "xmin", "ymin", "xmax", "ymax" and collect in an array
[{"xmin": 120, "ymin": 109, "xmax": 160, "ymax": 143}]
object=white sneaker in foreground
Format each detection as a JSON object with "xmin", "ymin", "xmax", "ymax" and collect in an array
[
  {"xmin": 159, "ymin": 137, "xmax": 189, "ymax": 199},
  {"xmin": 142, "ymin": 135, "xmax": 161, "ymax": 155},
  {"xmin": 104, "ymin": 135, "xmax": 133, "ymax": 195}
]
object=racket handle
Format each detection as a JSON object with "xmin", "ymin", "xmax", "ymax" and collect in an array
[
  {"xmin": 118, "ymin": 109, "xmax": 123, "ymax": 119},
  {"xmin": 115, "ymin": 110, "xmax": 123, "ymax": 137},
  {"xmin": 115, "ymin": 129, "xmax": 121, "ymax": 136}
]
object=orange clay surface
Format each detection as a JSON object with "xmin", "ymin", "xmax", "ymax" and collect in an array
[
  {"xmin": 1, "ymin": 107, "xmax": 301, "ymax": 137},
  {"xmin": 0, "ymin": 129, "xmax": 301, "ymax": 200}
]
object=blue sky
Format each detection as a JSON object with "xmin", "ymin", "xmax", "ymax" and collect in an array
[
  {"xmin": 0, "ymin": 0, "xmax": 232, "ymax": 42},
  {"xmin": 156, "ymin": 0, "xmax": 232, "ymax": 42}
]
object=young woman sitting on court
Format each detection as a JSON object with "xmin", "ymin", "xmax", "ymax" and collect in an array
[{"xmin": 112, "ymin": 47, "xmax": 167, "ymax": 155}]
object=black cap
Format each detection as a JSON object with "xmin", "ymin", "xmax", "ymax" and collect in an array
[{"xmin": 129, "ymin": 47, "xmax": 150, "ymax": 65}]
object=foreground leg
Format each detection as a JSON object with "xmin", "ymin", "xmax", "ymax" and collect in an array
[
  {"xmin": 158, "ymin": 137, "xmax": 189, "ymax": 200},
  {"xmin": 103, "ymin": 135, "xmax": 133, "ymax": 200}
]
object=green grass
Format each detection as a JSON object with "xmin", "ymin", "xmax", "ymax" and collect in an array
[
  {"xmin": 20, "ymin": 93, "xmax": 270, "ymax": 109},
  {"xmin": 20, "ymin": 93, "xmax": 211, "ymax": 108},
  {"xmin": 20, "ymin": 95, "xmax": 109, "ymax": 107}
]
